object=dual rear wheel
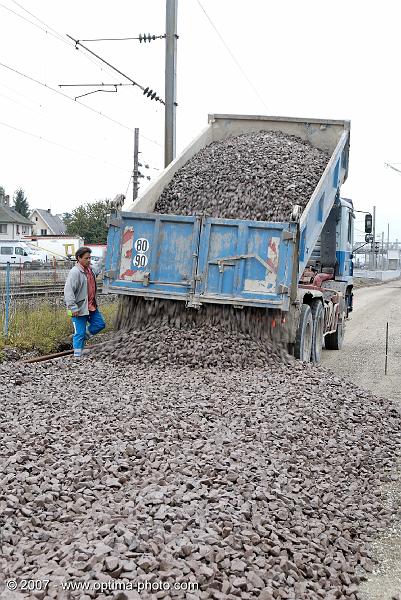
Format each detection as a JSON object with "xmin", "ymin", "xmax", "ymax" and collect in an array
[{"xmin": 294, "ymin": 300, "xmax": 325, "ymax": 363}]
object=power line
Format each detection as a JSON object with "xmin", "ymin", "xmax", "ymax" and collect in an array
[
  {"xmin": 0, "ymin": 2, "xmax": 64, "ymax": 42},
  {"xmin": 0, "ymin": 80, "xmax": 46, "ymax": 108},
  {"xmin": 0, "ymin": 119, "xmax": 131, "ymax": 173},
  {"xmin": 10, "ymin": 0, "xmax": 71, "ymax": 41},
  {"xmin": 125, "ymin": 174, "xmax": 133, "ymax": 197},
  {"xmin": 1, "ymin": 2, "xmax": 164, "ymax": 145},
  {"xmin": 1, "ymin": 1, "xmax": 112, "ymax": 75},
  {"xmin": 0, "ymin": 61, "xmax": 162, "ymax": 147},
  {"xmin": 196, "ymin": 0, "xmax": 268, "ymax": 112},
  {"xmin": 0, "ymin": 90, "xmax": 43, "ymax": 114}
]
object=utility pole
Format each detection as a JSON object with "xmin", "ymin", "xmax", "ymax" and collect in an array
[
  {"xmin": 133, "ymin": 127, "xmax": 139, "ymax": 202},
  {"xmin": 372, "ymin": 205, "xmax": 376, "ymax": 269},
  {"xmin": 387, "ymin": 223, "xmax": 390, "ymax": 269},
  {"xmin": 165, "ymin": 0, "xmax": 178, "ymax": 168},
  {"xmin": 381, "ymin": 231, "xmax": 384, "ymax": 270}
]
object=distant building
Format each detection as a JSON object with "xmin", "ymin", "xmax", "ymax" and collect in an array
[
  {"xmin": 30, "ymin": 208, "xmax": 66, "ymax": 236},
  {"xmin": 0, "ymin": 189, "xmax": 33, "ymax": 239},
  {"xmin": 388, "ymin": 249, "xmax": 401, "ymax": 270}
]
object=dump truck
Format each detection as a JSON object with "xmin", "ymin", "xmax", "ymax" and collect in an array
[{"xmin": 103, "ymin": 114, "xmax": 371, "ymax": 362}]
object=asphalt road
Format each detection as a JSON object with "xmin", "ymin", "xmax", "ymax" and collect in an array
[
  {"xmin": 323, "ymin": 279, "xmax": 401, "ymax": 600},
  {"xmin": 322, "ymin": 280, "xmax": 401, "ymax": 401}
]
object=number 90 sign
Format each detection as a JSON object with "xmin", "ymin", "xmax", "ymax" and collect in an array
[{"xmin": 133, "ymin": 238, "xmax": 149, "ymax": 268}]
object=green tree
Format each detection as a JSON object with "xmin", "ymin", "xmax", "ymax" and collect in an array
[
  {"xmin": 13, "ymin": 188, "xmax": 30, "ymax": 218},
  {"xmin": 0, "ymin": 186, "xmax": 4, "ymax": 195},
  {"xmin": 62, "ymin": 212, "xmax": 72, "ymax": 228},
  {"xmin": 65, "ymin": 200, "xmax": 112, "ymax": 244}
]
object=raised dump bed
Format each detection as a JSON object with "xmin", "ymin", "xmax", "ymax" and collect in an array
[{"xmin": 104, "ymin": 114, "xmax": 350, "ymax": 311}]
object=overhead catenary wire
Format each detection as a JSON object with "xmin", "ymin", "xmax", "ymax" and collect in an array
[
  {"xmin": 196, "ymin": 0, "xmax": 269, "ymax": 112},
  {"xmin": 125, "ymin": 174, "xmax": 133, "ymax": 197},
  {"xmin": 0, "ymin": 79, "xmax": 161, "ymax": 157},
  {"xmin": 0, "ymin": 2, "xmax": 67, "ymax": 44},
  {"xmin": 1, "ymin": 3, "xmax": 164, "ymax": 145},
  {"xmin": 1, "ymin": 1, "xmax": 112, "ymax": 75},
  {"xmin": 0, "ymin": 90, "xmax": 43, "ymax": 114},
  {"xmin": 0, "ymin": 119, "xmax": 132, "ymax": 173},
  {"xmin": 0, "ymin": 80, "xmax": 47, "ymax": 108},
  {"xmin": 0, "ymin": 61, "xmax": 162, "ymax": 147}
]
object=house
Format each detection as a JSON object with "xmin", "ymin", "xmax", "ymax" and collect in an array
[
  {"xmin": 30, "ymin": 208, "xmax": 66, "ymax": 236},
  {"xmin": 0, "ymin": 190, "xmax": 33, "ymax": 239}
]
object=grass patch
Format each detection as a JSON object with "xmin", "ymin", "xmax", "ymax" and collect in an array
[{"xmin": 0, "ymin": 301, "xmax": 118, "ymax": 355}]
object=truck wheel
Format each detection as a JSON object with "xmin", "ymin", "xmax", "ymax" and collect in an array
[
  {"xmin": 325, "ymin": 311, "xmax": 345, "ymax": 350},
  {"xmin": 294, "ymin": 304, "xmax": 313, "ymax": 362},
  {"xmin": 311, "ymin": 300, "xmax": 325, "ymax": 363}
]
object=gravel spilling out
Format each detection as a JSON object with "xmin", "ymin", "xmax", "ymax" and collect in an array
[
  {"xmin": 111, "ymin": 296, "xmax": 292, "ymax": 364},
  {"xmin": 1, "ymin": 358, "xmax": 400, "ymax": 600},
  {"xmin": 154, "ymin": 131, "xmax": 328, "ymax": 221}
]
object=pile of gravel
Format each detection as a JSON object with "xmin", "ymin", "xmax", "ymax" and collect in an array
[
  {"xmin": 110, "ymin": 297, "xmax": 293, "ymax": 364},
  {"xmin": 0, "ymin": 357, "xmax": 400, "ymax": 600},
  {"xmin": 154, "ymin": 131, "xmax": 328, "ymax": 221},
  {"xmin": 1, "ymin": 130, "xmax": 399, "ymax": 600}
]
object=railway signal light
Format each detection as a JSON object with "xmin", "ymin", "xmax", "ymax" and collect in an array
[{"xmin": 365, "ymin": 214, "xmax": 373, "ymax": 234}]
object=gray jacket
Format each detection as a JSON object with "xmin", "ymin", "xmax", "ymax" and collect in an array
[{"xmin": 64, "ymin": 265, "xmax": 98, "ymax": 316}]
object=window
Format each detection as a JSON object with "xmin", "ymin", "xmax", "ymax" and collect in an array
[
  {"xmin": 0, "ymin": 224, "xmax": 7, "ymax": 234},
  {"xmin": 15, "ymin": 247, "xmax": 23, "ymax": 256},
  {"xmin": 40, "ymin": 229, "xmax": 47, "ymax": 235},
  {"xmin": 16, "ymin": 225, "xmax": 20, "ymax": 234},
  {"xmin": 22, "ymin": 226, "xmax": 27, "ymax": 234},
  {"xmin": 347, "ymin": 214, "xmax": 353, "ymax": 244},
  {"xmin": 0, "ymin": 247, "xmax": 13, "ymax": 255},
  {"xmin": 35, "ymin": 217, "xmax": 38, "ymax": 221}
]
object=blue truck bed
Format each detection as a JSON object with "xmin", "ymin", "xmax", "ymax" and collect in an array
[
  {"xmin": 105, "ymin": 213, "xmax": 297, "ymax": 309},
  {"xmin": 103, "ymin": 115, "xmax": 350, "ymax": 311}
]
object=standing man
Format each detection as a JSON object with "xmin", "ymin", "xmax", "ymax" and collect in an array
[{"xmin": 64, "ymin": 246, "xmax": 105, "ymax": 358}]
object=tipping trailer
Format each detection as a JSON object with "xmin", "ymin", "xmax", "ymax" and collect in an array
[{"xmin": 104, "ymin": 114, "xmax": 367, "ymax": 362}]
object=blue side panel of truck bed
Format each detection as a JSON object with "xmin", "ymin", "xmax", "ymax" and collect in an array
[
  {"xmin": 196, "ymin": 218, "xmax": 296, "ymax": 308},
  {"xmin": 105, "ymin": 213, "xmax": 201, "ymax": 298},
  {"xmin": 104, "ymin": 213, "xmax": 297, "ymax": 310}
]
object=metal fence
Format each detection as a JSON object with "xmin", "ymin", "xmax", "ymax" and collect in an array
[
  {"xmin": 0, "ymin": 262, "xmax": 73, "ymax": 336},
  {"xmin": 0, "ymin": 262, "xmax": 112, "ymax": 344}
]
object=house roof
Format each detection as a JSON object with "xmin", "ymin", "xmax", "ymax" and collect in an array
[
  {"xmin": 0, "ymin": 205, "xmax": 33, "ymax": 225},
  {"xmin": 31, "ymin": 209, "xmax": 66, "ymax": 234}
]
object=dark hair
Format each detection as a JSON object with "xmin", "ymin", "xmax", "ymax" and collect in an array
[{"xmin": 75, "ymin": 246, "xmax": 92, "ymax": 260}]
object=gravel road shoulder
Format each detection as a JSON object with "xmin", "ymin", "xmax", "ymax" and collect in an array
[{"xmin": 322, "ymin": 279, "xmax": 401, "ymax": 600}]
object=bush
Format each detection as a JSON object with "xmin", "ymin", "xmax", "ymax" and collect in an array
[{"xmin": 0, "ymin": 301, "xmax": 117, "ymax": 355}]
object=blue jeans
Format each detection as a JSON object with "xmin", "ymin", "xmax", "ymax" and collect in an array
[{"xmin": 72, "ymin": 309, "xmax": 105, "ymax": 357}]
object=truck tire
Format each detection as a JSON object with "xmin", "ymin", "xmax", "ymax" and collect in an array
[
  {"xmin": 311, "ymin": 300, "xmax": 325, "ymax": 363},
  {"xmin": 294, "ymin": 304, "xmax": 313, "ymax": 362},
  {"xmin": 325, "ymin": 311, "xmax": 345, "ymax": 350}
]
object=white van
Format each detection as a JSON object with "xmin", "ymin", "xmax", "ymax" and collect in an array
[{"xmin": 0, "ymin": 241, "xmax": 43, "ymax": 268}]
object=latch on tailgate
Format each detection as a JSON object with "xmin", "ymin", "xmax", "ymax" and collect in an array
[
  {"xmin": 282, "ymin": 230, "xmax": 295, "ymax": 242},
  {"xmin": 217, "ymin": 253, "xmax": 275, "ymax": 273}
]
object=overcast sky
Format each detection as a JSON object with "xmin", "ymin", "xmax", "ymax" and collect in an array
[{"xmin": 0, "ymin": 0, "xmax": 400, "ymax": 241}]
